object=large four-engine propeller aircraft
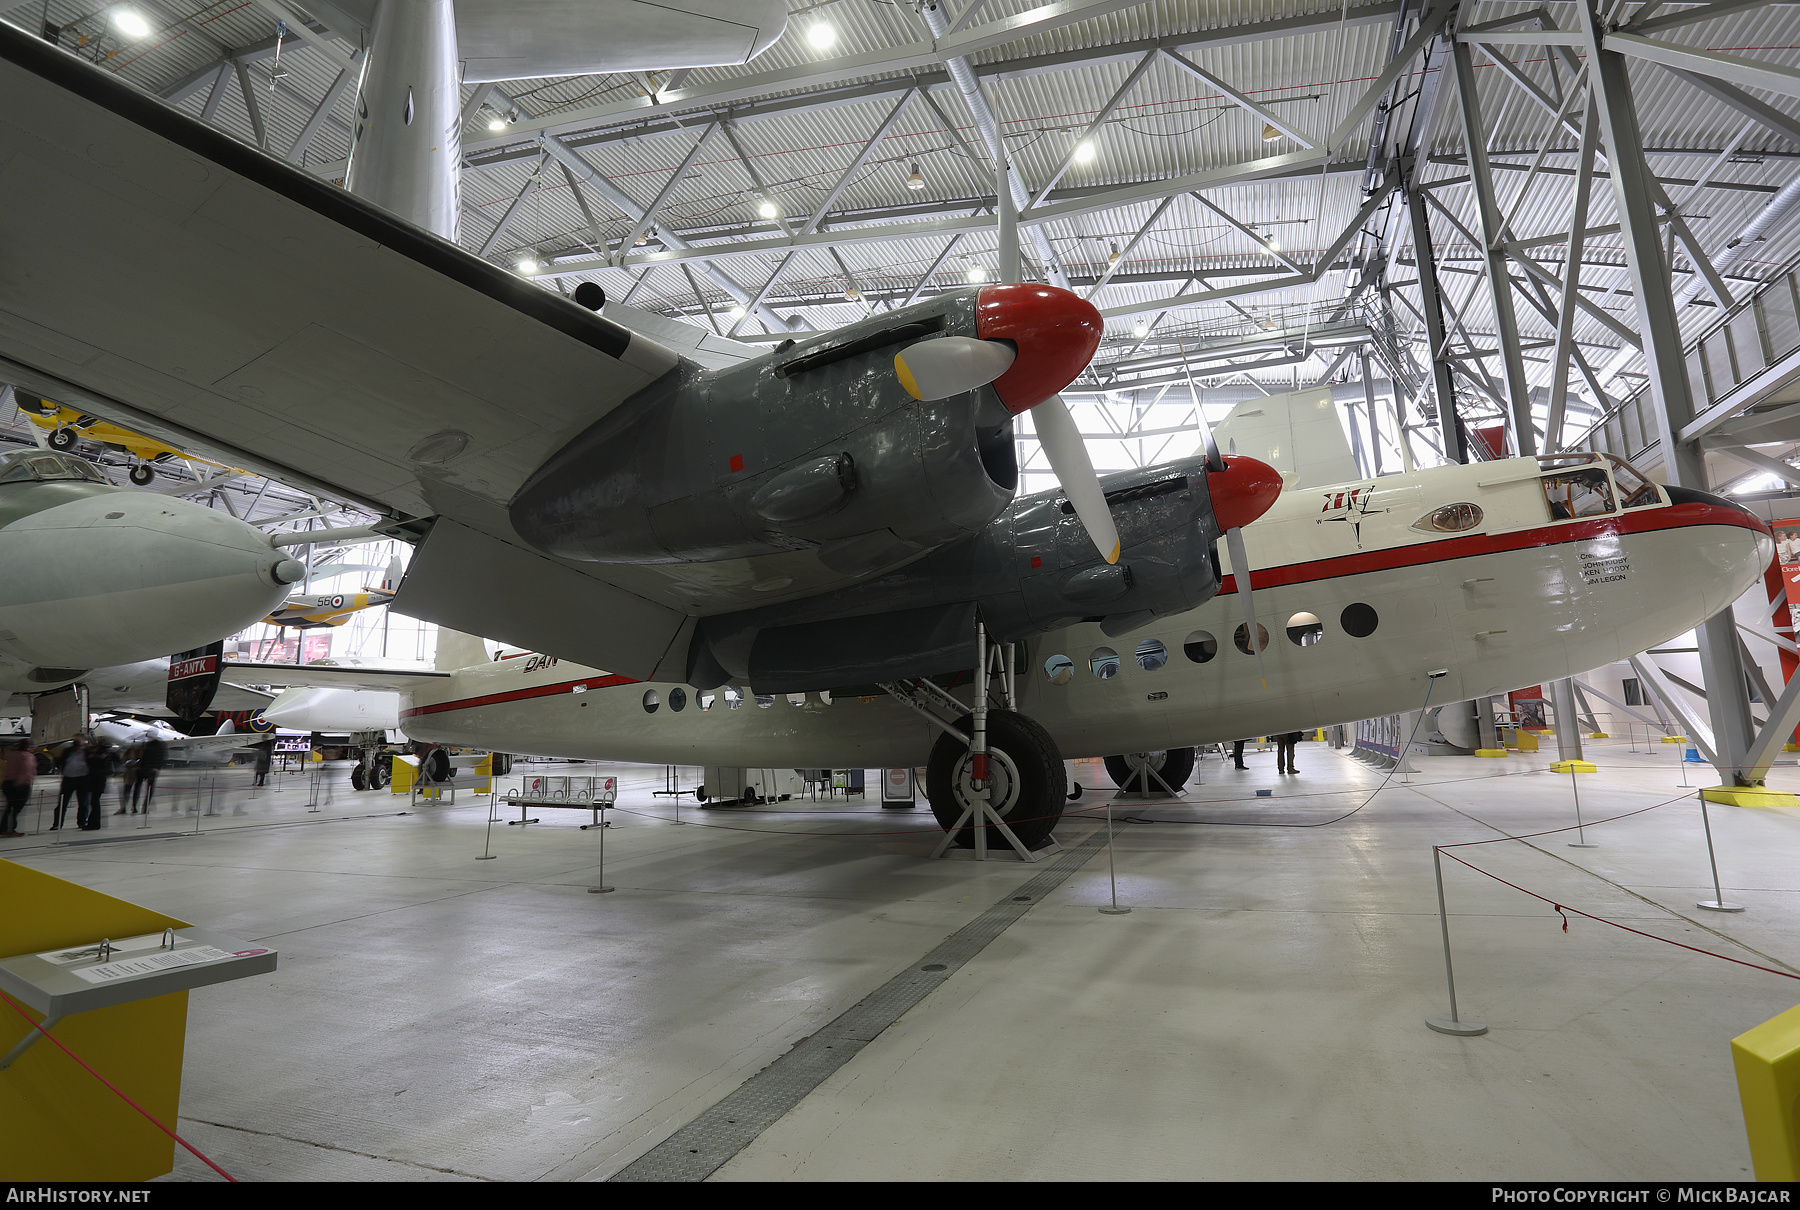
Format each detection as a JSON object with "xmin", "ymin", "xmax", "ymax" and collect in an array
[
  {"xmin": 0, "ymin": 22, "xmax": 1278, "ymax": 692},
  {"xmin": 222, "ymin": 392, "xmax": 1775, "ymax": 849}
]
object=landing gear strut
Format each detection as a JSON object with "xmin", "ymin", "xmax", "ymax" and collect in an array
[{"xmin": 882, "ymin": 619, "xmax": 1065, "ymax": 860}]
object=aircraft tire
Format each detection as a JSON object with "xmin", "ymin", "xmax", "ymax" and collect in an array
[
  {"xmin": 926, "ymin": 710, "xmax": 1065, "ymax": 850},
  {"xmin": 350, "ymin": 764, "xmax": 367, "ymax": 792},
  {"xmin": 128, "ymin": 464, "xmax": 155, "ymax": 485},
  {"xmin": 421, "ymin": 747, "xmax": 451, "ymax": 783},
  {"xmin": 370, "ymin": 757, "xmax": 390, "ymax": 790},
  {"xmin": 1104, "ymin": 748, "xmax": 1196, "ymax": 793},
  {"xmin": 46, "ymin": 428, "xmax": 76, "ymax": 450}
]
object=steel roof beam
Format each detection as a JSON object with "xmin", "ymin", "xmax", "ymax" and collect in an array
[{"xmin": 458, "ymin": 2, "xmax": 1403, "ymax": 154}]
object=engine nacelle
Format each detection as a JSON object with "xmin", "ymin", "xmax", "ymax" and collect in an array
[{"xmin": 507, "ymin": 286, "xmax": 1101, "ymax": 574}]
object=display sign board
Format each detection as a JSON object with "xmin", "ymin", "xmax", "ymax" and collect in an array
[
  {"xmin": 1774, "ymin": 521, "xmax": 1800, "ymax": 624},
  {"xmin": 881, "ymin": 768, "xmax": 915, "ymax": 804}
]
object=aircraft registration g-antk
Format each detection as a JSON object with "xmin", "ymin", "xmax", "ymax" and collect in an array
[{"xmin": 230, "ymin": 389, "xmax": 1775, "ymax": 848}]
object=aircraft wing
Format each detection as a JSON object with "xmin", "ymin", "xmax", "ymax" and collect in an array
[
  {"xmin": 0, "ymin": 24, "xmax": 713, "ymax": 677},
  {"xmin": 219, "ymin": 663, "xmax": 452, "ymax": 693}
]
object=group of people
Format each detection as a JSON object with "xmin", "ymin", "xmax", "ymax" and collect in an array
[
  {"xmin": 1230, "ymin": 731, "xmax": 1306, "ymax": 775},
  {"xmin": 0, "ymin": 734, "xmax": 167, "ymax": 835}
]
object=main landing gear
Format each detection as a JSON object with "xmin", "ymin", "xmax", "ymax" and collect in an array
[
  {"xmin": 1104, "ymin": 748, "xmax": 1195, "ymax": 795},
  {"xmin": 881, "ymin": 620, "xmax": 1066, "ymax": 860}
]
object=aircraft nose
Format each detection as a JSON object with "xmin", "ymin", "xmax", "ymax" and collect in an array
[
  {"xmin": 974, "ymin": 283, "xmax": 1103, "ymax": 413},
  {"xmin": 1208, "ymin": 455, "xmax": 1284, "ymax": 532}
]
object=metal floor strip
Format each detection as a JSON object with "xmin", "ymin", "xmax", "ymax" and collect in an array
[{"xmin": 608, "ymin": 824, "xmax": 1111, "ymax": 1182}]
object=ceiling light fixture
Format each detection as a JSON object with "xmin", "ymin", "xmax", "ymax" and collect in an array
[
  {"xmin": 1107, "ymin": 241, "xmax": 1121, "ymax": 265},
  {"xmin": 1133, "ymin": 319, "xmax": 1148, "ymax": 337},
  {"xmin": 845, "ymin": 287, "xmax": 861, "ymax": 302},
  {"xmin": 488, "ymin": 112, "xmax": 508, "ymax": 131},
  {"xmin": 1073, "ymin": 140, "xmax": 1096, "ymax": 164},
  {"xmin": 516, "ymin": 255, "xmax": 540, "ymax": 273},
  {"xmin": 965, "ymin": 265, "xmax": 986, "ymax": 283},
  {"xmin": 726, "ymin": 305, "xmax": 746, "ymax": 321},
  {"xmin": 807, "ymin": 23, "xmax": 836, "ymax": 50},
  {"xmin": 111, "ymin": 7, "xmax": 150, "ymax": 38},
  {"xmin": 1262, "ymin": 123, "xmax": 1282, "ymax": 142},
  {"xmin": 906, "ymin": 162, "xmax": 925, "ymax": 191},
  {"xmin": 757, "ymin": 198, "xmax": 779, "ymax": 219},
  {"xmin": 1266, "ymin": 234, "xmax": 1280, "ymax": 251}
]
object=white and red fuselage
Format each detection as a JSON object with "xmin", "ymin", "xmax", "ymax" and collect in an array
[{"xmin": 385, "ymin": 455, "xmax": 1772, "ymax": 766}]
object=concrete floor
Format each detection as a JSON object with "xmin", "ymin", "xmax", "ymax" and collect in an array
[{"xmin": 4, "ymin": 738, "xmax": 1798, "ymax": 1181}]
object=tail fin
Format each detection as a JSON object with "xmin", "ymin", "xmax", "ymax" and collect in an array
[
  {"xmin": 1211, "ymin": 387, "xmax": 1361, "ymax": 490},
  {"xmin": 434, "ymin": 628, "xmax": 491, "ymax": 671},
  {"xmin": 380, "ymin": 554, "xmax": 403, "ymax": 593}
]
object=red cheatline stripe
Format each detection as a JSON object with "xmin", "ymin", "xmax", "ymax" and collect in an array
[
  {"xmin": 1219, "ymin": 503, "xmax": 1764, "ymax": 595},
  {"xmin": 0, "ymin": 988, "xmax": 237, "ymax": 1181},
  {"xmin": 400, "ymin": 673, "xmax": 639, "ymax": 719}
]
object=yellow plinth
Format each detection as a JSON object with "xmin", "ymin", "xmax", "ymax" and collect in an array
[
  {"xmin": 1474, "ymin": 748, "xmax": 1507, "ymax": 758},
  {"xmin": 1702, "ymin": 786, "xmax": 1800, "ymax": 809},
  {"xmin": 0, "ymin": 860, "xmax": 191, "ymax": 1181},
  {"xmin": 1785, "ymin": 743, "xmax": 1800, "ymax": 753},
  {"xmin": 1734, "ymin": 1001, "xmax": 1800, "ymax": 1179},
  {"xmin": 1661, "ymin": 735, "xmax": 1688, "ymax": 744},
  {"xmin": 1514, "ymin": 732, "xmax": 1539, "ymax": 751},
  {"xmin": 1588, "ymin": 732, "xmax": 1610, "ymax": 739},
  {"xmin": 1550, "ymin": 759, "xmax": 1597, "ymax": 773}
]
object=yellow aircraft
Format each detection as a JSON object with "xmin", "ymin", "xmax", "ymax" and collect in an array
[
  {"xmin": 17, "ymin": 397, "xmax": 227, "ymax": 484},
  {"xmin": 263, "ymin": 558, "xmax": 403, "ymax": 629}
]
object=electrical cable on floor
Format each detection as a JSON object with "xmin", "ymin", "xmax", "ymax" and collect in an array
[
  {"xmin": 0, "ymin": 988, "xmax": 237, "ymax": 1181},
  {"xmin": 1123, "ymin": 673, "xmax": 1441, "ymax": 828}
]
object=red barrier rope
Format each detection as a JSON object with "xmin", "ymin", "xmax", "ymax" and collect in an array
[
  {"xmin": 1435, "ymin": 848, "xmax": 1800, "ymax": 982},
  {"xmin": 0, "ymin": 988, "xmax": 237, "ymax": 1181}
]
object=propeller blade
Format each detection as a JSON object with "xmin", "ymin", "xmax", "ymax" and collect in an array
[
  {"xmin": 1035, "ymin": 393, "xmax": 1120, "ymax": 565},
  {"xmin": 894, "ymin": 337, "xmax": 1017, "ymax": 401},
  {"xmin": 1225, "ymin": 524, "xmax": 1266, "ymax": 692}
]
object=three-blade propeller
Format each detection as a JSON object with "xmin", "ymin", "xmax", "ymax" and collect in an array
[{"xmin": 895, "ymin": 340, "xmax": 1122, "ymax": 565}]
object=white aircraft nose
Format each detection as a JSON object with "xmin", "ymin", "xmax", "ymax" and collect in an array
[{"xmin": 0, "ymin": 492, "xmax": 294, "ymax": 669}]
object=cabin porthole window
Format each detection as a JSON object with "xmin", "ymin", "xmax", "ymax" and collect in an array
[
  {"xmin": 642, "ymin": 689, "xmax": 660, "ymax": 713},
  {"xmin": 1341, "ymin": 603, "xmax": 1379, "ymax": 638},
  {"xmin": 1089, "ymin": 647, "xmax": 1121, "ymax": 680}
]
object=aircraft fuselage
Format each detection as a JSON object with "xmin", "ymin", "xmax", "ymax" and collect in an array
[{"xmin": 390, "ymin": 456, "xmax": 1773, "ymax": 766}]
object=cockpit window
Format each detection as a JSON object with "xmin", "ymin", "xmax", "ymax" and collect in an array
[
  {"xmin": 1541, "ymin": 467, "xmax": 1616, "ymax": 520},
  {"xmin": 0, "ymin": 450, "xmax": 107, "ymax": 484},
  {"xmin": 1603, "ymin": 454, "xmax": 1662, "ymax": 508}
]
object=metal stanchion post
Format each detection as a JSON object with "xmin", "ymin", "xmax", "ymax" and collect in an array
[
  {"xmin": 1695, "ymin": 792, "xmax": 1745, "ymax": 912},
  {"xmin": 1678, "ymin": 738, "xmax": 1689, "ymax": 787},
  {"xmin": 1425, "ymin": 847, "xmax": 1487, "ymax": 1036},
  {"xmin": 1099, "ymin": 796, "xmax": 1129, "ymax": 915},
  {"xmin": 476, "ymin": 790, "xmax": 498, "ymax": 861},
  {"xmin": 1567, "ymin": 767, "xmax": 1596, "ymax": 848},
  {"xmin": 588, "ymin": 806, "xmax": 614, "ymax": 893}
]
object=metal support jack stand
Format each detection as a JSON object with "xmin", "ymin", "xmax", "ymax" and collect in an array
[
  {"xmin": 1695, "ymin": 792, "xmax": 1744, "ymax": 913},
  {"xmin": 1425, "ymin": 846, "xmax": 1487, "ymax": 1036}
]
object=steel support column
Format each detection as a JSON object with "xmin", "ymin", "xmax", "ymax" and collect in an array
[
  {"xmin": 1579, "ymin": 0, "xmax": 1757, "ymax": 784},
  {"xmin": 1449, "ymin": 32, "xmax": 1535, "ymax": 456},
  {"xmin": 1405, "ymin": 184, "xmax": 1466, "ymax": 462}
]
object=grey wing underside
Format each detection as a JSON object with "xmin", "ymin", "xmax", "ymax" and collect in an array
[{"xmin": 0, "ymin": 26, "xmax": 830, "ymax": 678}]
